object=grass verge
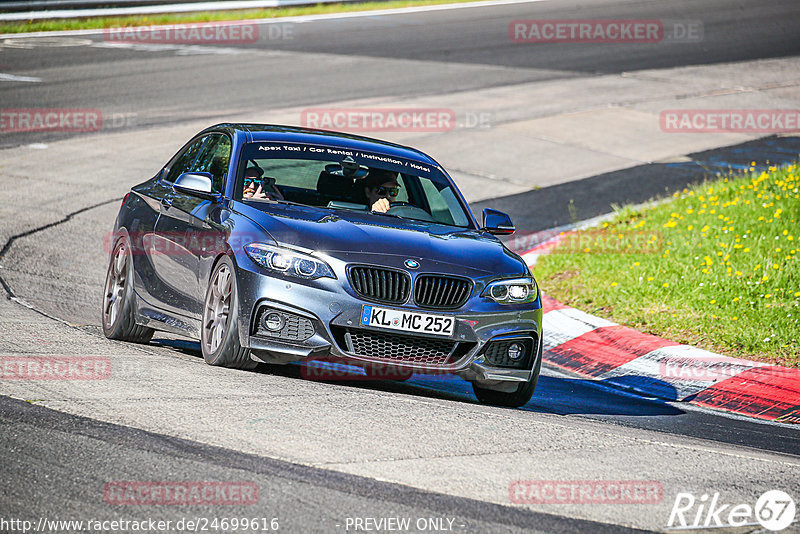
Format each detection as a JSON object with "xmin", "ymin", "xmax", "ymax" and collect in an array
[
  {"xmin": 532, "ymin": 162, "xmax": 800, "ymax": 367},
  {"xmin": 0, "ymin": 0, "xmax": 481, "ymax": 34}
]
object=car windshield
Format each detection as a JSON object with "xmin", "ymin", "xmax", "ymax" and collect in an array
[{"xmin": 237, "ymin": 142, "xmax": 472, "ymax": 228}]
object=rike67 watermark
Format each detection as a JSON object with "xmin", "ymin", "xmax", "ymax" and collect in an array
[{"xmin": 667, "ymin": 490, "xmax": 796, "ymax": 531}]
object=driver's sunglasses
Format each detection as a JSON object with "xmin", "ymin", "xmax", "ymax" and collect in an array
[
  {"xmin": 244, "ymin": 178, "xmax": 261, "ymax": 187},
  {"xmin": 376, "ymin": 185, "xmax": 400, "ymax": 197}
]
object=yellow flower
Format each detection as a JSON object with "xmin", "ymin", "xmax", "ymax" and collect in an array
[{"xmin": 663, "ymin": 283, "xmax": 669, "ymax": 288}]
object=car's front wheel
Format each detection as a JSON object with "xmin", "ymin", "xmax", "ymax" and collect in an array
[
  {"xmin": 201, "ymin": 256, "xmax": 257, "ymax": 370},
  {"xmin": 102, "ymin": 237, "xmax": 154, "ymax": 343},
  {"xmin": 472, "ymin": 342, "xmax": 542, "ymax": 408}
]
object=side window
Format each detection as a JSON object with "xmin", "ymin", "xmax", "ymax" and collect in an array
[
  {"xmin": 163, "ymin": 136, "xmax": 207, "ymax": 184},
  {"xmin": 192, "ymin": 134, "xmax": 231, "ymax": 193},
  {"xmin": 394, "ymin": 175, "xmax": 409, "ymax": 203},
  {"xmin": 420, "ymin": 178, "xmax": 459, "ymax": 226}
]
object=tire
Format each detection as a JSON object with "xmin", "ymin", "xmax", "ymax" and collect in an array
[
  {"xmin": 201, "ymin": 256, "xmax": 257, "ymax": 370},
  {"xmin": 472, "ymin": 340, "xmax": 542, "ymax": 408},
  {"xmin": 101, "ymin": 237, "xmax": 154, "ymax": 343}
]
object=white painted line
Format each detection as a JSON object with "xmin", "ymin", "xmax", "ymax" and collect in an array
[
  {"xmin": 542, "ymin": 308, "xmax": 616, "ymax": 350},
  {"xmin": 0, "ymin": 0, "xmax": 552, "ymax": 37},
  {"xmin": 92, "ymin": 41, "xmax": 251, "ymax": 55},
  {"xmin": 1, "ymin": 0, "xmax": 354, "ymax": 20},
  {"xmin": 0, "ymin": 73, "xmax": 42, "ymax": 82}
]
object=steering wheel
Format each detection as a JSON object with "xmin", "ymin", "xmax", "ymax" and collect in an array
[{"xmin": 386, "ymin": 202, "xmax": 434, "ymax": 221}]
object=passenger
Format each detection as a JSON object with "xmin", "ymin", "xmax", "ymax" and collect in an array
[
  {"xmin": 243, "ymin": 167, "xmax": 284, "ymax": 200},
  {"xmin": 355, "ymin": 169, "xmax": 400, "ymax": 213}
]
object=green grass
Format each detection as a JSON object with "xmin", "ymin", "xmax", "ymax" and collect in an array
[
  {"xmin": 533, "ymin": 162, "xmax": 800, "ymax": 367},
  {"xmin": 0, "ymin": 0, "xmax": 480, "ymax": 34}
]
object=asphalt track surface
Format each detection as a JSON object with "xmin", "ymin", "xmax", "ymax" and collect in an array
[
  {"xmin": 1, "ymin": 0, "xmax": 799, "ymax": 147},
  {"xmin": 1, "ymin": 0, "xmax": 800, "ymax": 532}
]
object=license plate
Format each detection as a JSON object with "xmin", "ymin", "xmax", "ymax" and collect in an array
[{"xmin": 360, "ymin": 305, "xmax": 455, "ymax": 336}]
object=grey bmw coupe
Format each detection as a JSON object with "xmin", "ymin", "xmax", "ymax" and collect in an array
[{"xmin": 102, "ymin": 124, "xmax": 543, "ymax": 407}]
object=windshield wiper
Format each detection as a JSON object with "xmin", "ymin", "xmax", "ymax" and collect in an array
[{"xmin": 369, "ymin": 211, "xmax": 406, "ymax": 220}]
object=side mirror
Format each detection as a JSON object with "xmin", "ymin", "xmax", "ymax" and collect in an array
[
  {"xmin": 482, "ymin": 208, "xmax": 515, "ymax": 235},
  {"xmin": 173, "ymin": 172, "xmax": 216, "ymax": 200}
]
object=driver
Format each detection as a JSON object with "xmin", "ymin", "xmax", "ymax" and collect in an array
[{"xmin": 357, "ymin": 169, "xmax": 400, "ymax": 213}]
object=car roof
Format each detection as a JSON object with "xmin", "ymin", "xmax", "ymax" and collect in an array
[{"xmin": 202, "ymin": 123, "xmax": 440, "ymax": 167}]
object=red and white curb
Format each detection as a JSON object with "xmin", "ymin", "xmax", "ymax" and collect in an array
[{"xmin": 519, "ymin": 232, "xmax": 800, "ymax": 424}]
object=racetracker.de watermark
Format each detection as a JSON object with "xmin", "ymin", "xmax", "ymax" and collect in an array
[
  {"xmin": 659, "ymin": 356, "xmax": 796, "ymax": 382},
  {"xmin": 104, "ymin": 482, "xmax": 258, "ymax": 506},
  {"xmin": 526, "ymin": 229, "xmax": 664, "ymax": 255},
  {"xmin": 102, "ymin": 22, "xmax": 288, "ymax": 44},
  {"xmin": 0, "ymin": 356, "xmax": 111, "ymax": 380},
  {"xmin": 301, "ymin": 108, "xmax": 463, "ymax": 133},
  {"xmin": 300, "ymin": 358, "xmax": 458, "ymax": 381},
  {"xmin": 509, "ymin": 19, "xmax": 702, "ymax": 43},
  {"xmin": 106, "ymin": 231, "xmax": 262, "ymax": 257},
  {"xmin": 510, "ymin": 480, "xmax": 663, "ymax": 504},
  {"xmin": 660, "ymin": 109, "xmax": 800, "ymax": 133},
  {"xmin": 1, "ymin": 108, "xmax": 101, "ymax": 133}
]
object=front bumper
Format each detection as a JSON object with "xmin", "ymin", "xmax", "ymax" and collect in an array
[{"xmin": 234, "ymin": 258, "xmax": 542, "ymax": 385}]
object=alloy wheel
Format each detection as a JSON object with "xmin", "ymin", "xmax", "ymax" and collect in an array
[{"xmin": 203, "ymin": 264, "xmax": 232, "ymax": 354}]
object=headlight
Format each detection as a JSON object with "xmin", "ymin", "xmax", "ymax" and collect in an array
[
  {"xmin": 244, "ymin": 243, "xmax": 335, "ymax": 280},
  {"xmin": 482, "ymin": 277, "xmax": 538, "ymax": 304}
]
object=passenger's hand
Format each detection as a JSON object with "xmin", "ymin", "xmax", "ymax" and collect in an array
[
  {"xmin": 244, "ymin": 184, "xmax": 268, "ymax": 200},
  {"xmin": 371, "ymin": 198, "xmax": 390, "ymax": 212}
]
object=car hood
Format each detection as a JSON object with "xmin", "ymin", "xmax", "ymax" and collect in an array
[{"xmin": 237, "ymin": 203, "xmax": 526, "ymax": 277}]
